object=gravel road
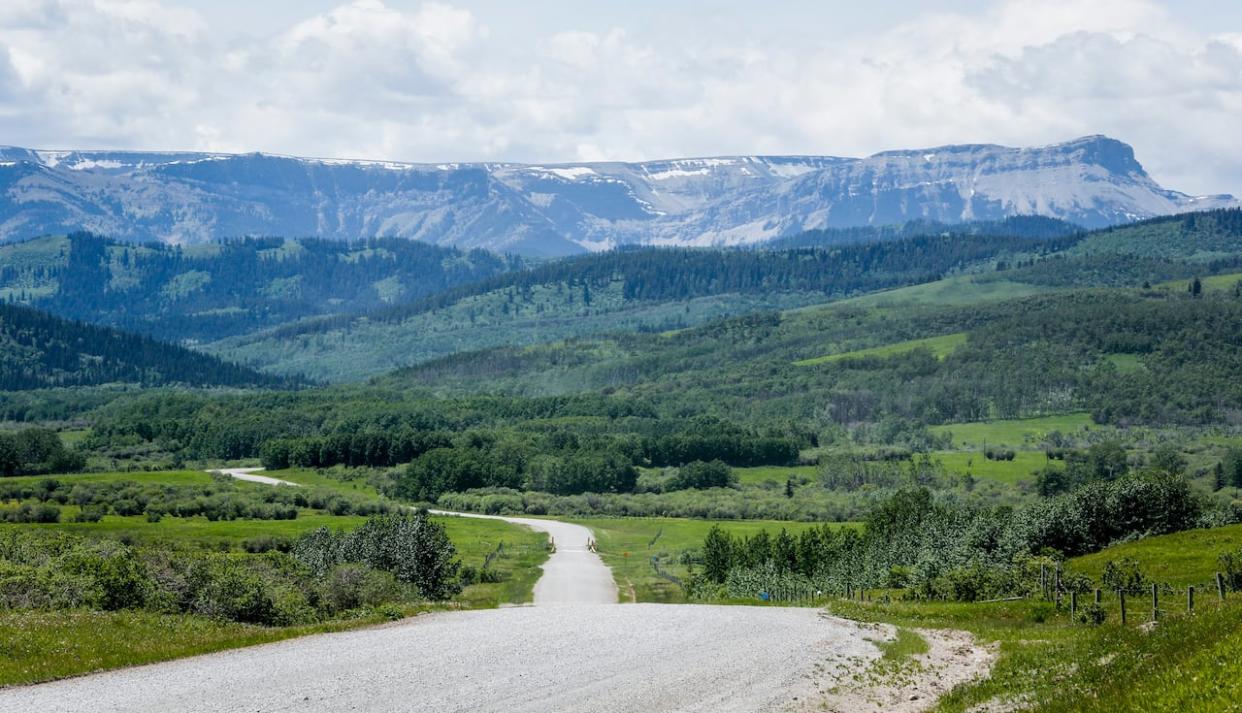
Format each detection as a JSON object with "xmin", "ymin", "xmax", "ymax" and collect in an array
[
  {"xmin": 211, "ymin": 467, "xmax": 299, "ymax": 487},
  {"xmin": 428, "ymin": 509, "xmax": 617, "ymax": 605},
  {"xmin": 215, "ymin": 467, "xmax": 618, "ymax": 605},
  {"xmin": 0, "ymin": 605, "xmax": 879, "ymax": 713},
  {"xmin": 0, "ymin": 468, "xmax": 992, "ymax": 712}
]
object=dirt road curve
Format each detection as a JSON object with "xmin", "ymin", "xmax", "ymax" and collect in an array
[
  {"xmin": 428, "ymin": 509, "xmax": 617, "ymax": 605},
  {"xmin": 214, "ymin": 467, "xmax": 617, "ymax": 605},
  {"xmin": 0, "ymin": 605, "xmax": 880, "ymax": 713},
  {"xmin": 0, "ymin": 468, "xmax": 992, "ymax": 711}
]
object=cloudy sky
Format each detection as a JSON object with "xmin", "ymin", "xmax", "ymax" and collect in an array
[{"xmin": 0, "ymin": 0, "xmax": 1240, "ymax": 195}]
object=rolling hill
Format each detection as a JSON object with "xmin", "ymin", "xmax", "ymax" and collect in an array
[
  {"xmin": 0, "ymin": 233, "xmax": 516, "ymax": 343},
  {"xmin": 205, "ymin": 229, "xmax": 1078, "ymax": 381},
  {"xmin": 0, "ymin": 303, "xmax": 292, "ymax": 390}
]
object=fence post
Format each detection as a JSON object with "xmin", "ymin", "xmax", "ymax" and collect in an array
[
  {"xmin": 1119, "ymin": 589, "xmax": 1127, "ymax": 625},
  {"xmin": 1151, "ymin": 584, "xmax": 1159, "ymax": 622},
  {"xmin": 1188, "ymin": 585, "xmax": 1194, "ymax": 613},
  {"xmin": 1041, "ymin": 564, "xmax": 1048, "ymax": 600},
  {"xmin": 1219, "ymin": 572, "xmax": 1227, "ymax": 601},
  {"xmin": 1070, "ymin": 591, "xmax": 1077, "ymax": 620},
  {"xmin": 1094, "ymin": 588, "xmax": 1101, "ymax": 605}
]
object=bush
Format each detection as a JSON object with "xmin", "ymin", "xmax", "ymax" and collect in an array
[
  {"xmin": 293, "ymin": 512, "xmax": 462, "ymax": 600},
  {"xmin": 0, "ymin": 502, "xmax": 61, "ymax": 523},
  {"xmin": 0, "ymin": 562, "xmax": 98, "ymax": 609},
  {"xmin": 669, "ymin": 460, "xmax": 737, "ymax": 490},
  {"xmin": 1101, "ymin": 558, "xmax": 1149, "ymax": 594},
  {"xmin": 1220, "ymin": 549, "xmax": 1242, "ymax": 592},
  {"xmin": 243, "ymin": 535, "xmax": 292, "ymax": 554},
  {"xmin": 60, "ymin": 545, "xmax": 152, "ymax": 610},
  {"xmin": 74, "ymin": 505, "xmax": 107, "ymax": 523},
  {"xmin": 1076, "ymin": 602, "xmax": 1108, "ymax": 625},
  {"xmin": 320, "ymin": 564, "xmax": 402, "ymax": 614},
  {"xmin": 188, "ymin": 558, "xmax": 298, "ymax": 626}
]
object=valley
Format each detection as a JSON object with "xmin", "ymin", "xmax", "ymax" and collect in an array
[
  {"xmin": 5, "ymin": 3, "xmax": 1242, "ymax": 709},
  {"xmin": 3, "ymin": 206, "xmax": 1242, "ymax": 711}
]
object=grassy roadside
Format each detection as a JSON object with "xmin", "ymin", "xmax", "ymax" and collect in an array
[
  {"xmin": 572, "ymin": 517, "xmax": 853, "ymax": 602},
  {"xmin": 827, "ymin": 595, "xmax": 1242, "ymax": 713},
  {"xmin": 0, "ymin": 469, "xmax": 551, "ymax": 688},
  {"xmin": 0, "ymin": 606, "xmax": 447, "ymax": 688},
  {"xmin": 0, "ymin": 517, "xmax": 548, "ymax": 687}
]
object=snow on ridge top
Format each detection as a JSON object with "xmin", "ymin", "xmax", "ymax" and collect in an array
[
  {"xmin": 67, "ymin": 159, "xmax": 125, "ymax": 171},
  {"xmin": 35, "ymin": 150, "xmax": 69, "ymax": 167},
  {"xmin": 646, "ymin": 167, "xmax": 711, "ymax": 181},
  {"xmin": 536, "ymin": 166, "xmax": 598, "ymax": 180},
  {"xmin": 310, "ymin": 156, "xmax": 420, "ymax": 171}
]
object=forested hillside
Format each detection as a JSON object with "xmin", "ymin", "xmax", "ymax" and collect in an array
[
  {"xmin": 0, "ymin": 233, "xmax": 517, "ymax": 342},
  {"xmin": 0, "ymin": 303, "xmax": 292, "ymax": 389},
  {"xmin": 382, "ymin": 287, "xmax": 1242, "ymax": 427},
  {"xmin": 210, "ymin": 230, "xmax": 1078, "ymax": 380},
  {"xmin": 764, "ymin": 215, "xmax": 1081, "ymax": 249}
]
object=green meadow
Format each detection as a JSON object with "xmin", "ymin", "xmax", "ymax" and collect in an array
[
  {"xmin": 574, "ymin": 516, "xmax": 854, "ymax": 603},
  {"xmin": 794, "ymin": 331, "xmax": 967, "ymax": 366},
  {"xmin": 930, "ymin": 413, "xmax": 1097, "ymax": 448}
]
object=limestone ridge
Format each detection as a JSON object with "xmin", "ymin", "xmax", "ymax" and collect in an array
[{"xmin": 0, "ymin": 136, "xmax": 1233, "ymax": 256}]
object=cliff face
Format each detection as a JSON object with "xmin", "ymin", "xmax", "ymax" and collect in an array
[{"xmin": 0, "ymin": 136, "xmax": 1233, "ymax": 256}]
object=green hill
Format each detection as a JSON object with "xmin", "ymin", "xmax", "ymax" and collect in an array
[
  {"xmin": 383, "ymin": 287, "xmax": 1242, "ymax": 428},
  {"xmin": 0, "ymin": 303, "xmax": 292, "ymax": 390},
  {"xmin": 0, "ymin": 233, "xmax": 516, "ymax": 343},
  {"xmin": 207, "ymin": 231, "xmax": 1077, "ymax": 381}
]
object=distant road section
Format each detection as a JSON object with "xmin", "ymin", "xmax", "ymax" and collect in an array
[
  {"xmin": 429, "ymin": 509, "xmax": 617, "ymax": 605},
  {"xmin": 211, "ymin": 467, "xmax": 299, "ymax": 487},
  {"xmin": 216, "ymin": 467, "xmax": 617, "ymax": 605},
  {"xmin": 0, "ymin": 605, "xmax": 878, "ymax": 713}
]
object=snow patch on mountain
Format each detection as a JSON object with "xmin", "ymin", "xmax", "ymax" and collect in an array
[{"xmin": 0, "ymin": 136, "xmax": 1233, "ymax": 256}]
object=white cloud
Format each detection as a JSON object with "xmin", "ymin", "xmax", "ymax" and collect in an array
[{"xmin": 0, "ymin": 0, "xmax": 1238, "ymax": 195}]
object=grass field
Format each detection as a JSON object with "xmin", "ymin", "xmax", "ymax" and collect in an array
[
  {"xmin": 1103, "ymin": 353, "xmax": 1145, "ymax": 373},
  {"xmin": 24, "ymin": 511, "xmax": 548, "ymax": 608},
  {"xmin": 2, "ymin": 470, "xmax": 219, "ymax": 487},
  {"xmin": 930, "ymin": 413, "xmax": 1096, "ymax": 448},
  {"xmin": 794, "ymin": 332, "xmax": 967, "ymax": 366},
  {"xmin": 731, "ymin": 464, "xmax": 820, "ymax": 486},
  {"xmin": 1155, "ymin": 271, "xmax": 1242, "ymax": 293},
  {"xmin": 573, "ymin": 517, "xmax": 853, "ymax": 603},
  {"xmin": 0, "ymin": 468, "xmax": 551, "ymax": 687},
  {"xmin": 928, "ymin": 450, "xmax": 1050, "ymax": 484},
  {"xmin": 261, "ymin": 467, "xmax": 383, "ymax": 498},
  {"xmin": 833, "ymin": 594, "xmax": 1242, "ymax": 713},
  {"xmin": 1069, "ymin": 523, "xmax": 1242, "ymax": 587},
  {"xmin": 836, "ymin": 275, "xmax": 1051, "ymax": 309},
  {"xmin": 831, "ymin": 523, "xmax": 1242, "ymax": 712}
]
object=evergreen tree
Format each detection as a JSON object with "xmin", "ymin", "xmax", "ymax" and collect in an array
[{"xmin": 702, "ymin": 525, "xmax": 733, "ymax": 584}]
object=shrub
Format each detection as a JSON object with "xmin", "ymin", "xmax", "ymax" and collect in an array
[
  {"xmin": 74, "ymin": 505, "xmax": 107, "ymax": 523},
  {"xmin": 188, "ymin": 559, "xmax": 286, "ymax": 625},
  {"xmin": 1220, "ymin": 548, "xmax": 1242, "ymax": 592},
  {"xmin": 1101, "ymin": 558, "xmax": 1148, "ymax": 594},
  {"xmin": 669, "ymin": 460, "xmax": 737, "ymax": 490},
  {"xmin": 320, "ymin": 564, "xmax": 402, "ymax": 614},
  {"xmin": 0, "ymin": 562, "xmax": 98, "ymax": 609},
  {"xmin": 293, "ymin": 512, "xmax": 461, "ymax": 600},
  {"xmin": 243, "ymin": 536, "xmax": 292, "ymax": 554},
  {"xmin": 60, "ymin": 545, "xmax": 152, "ymax": 610},
  {"xmin": 1076, "ymin": 602, "xmax": 1108, "ymax": 625}
]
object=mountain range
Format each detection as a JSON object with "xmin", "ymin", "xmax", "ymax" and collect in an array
[{"xmin": 0, "ymin": 136, "xmax": 1234, "ymax": 256}]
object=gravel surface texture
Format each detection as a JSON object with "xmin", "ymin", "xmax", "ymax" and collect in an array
[{"xmin": 0, "ymin": 605, "xmax": 878, "ymax": 713}]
